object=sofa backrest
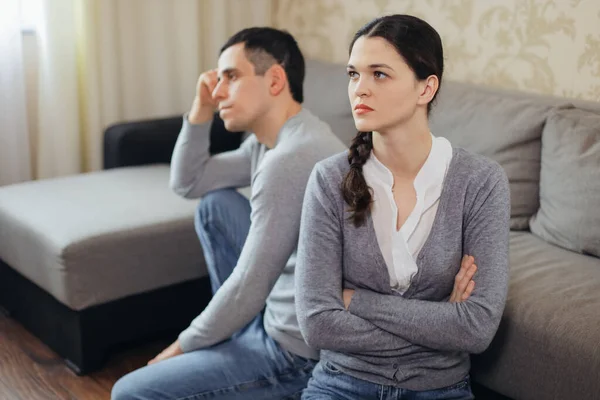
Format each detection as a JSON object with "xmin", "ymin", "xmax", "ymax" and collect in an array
[
  {"xmin": 304, "ymin": 59, "xmax": 356, "ymax": 147},
  {"xmin": 303, "ymin": 59, "xmax": 600, "ymax": 232},
  {"xmin": 429, "ymin": 82, "xmax": 555, "ymax": 230}
]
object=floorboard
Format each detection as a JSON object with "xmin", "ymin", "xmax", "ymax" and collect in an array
[{"xmin": 0, "ymin": 312, "xmax": 169, "ymax": 400}]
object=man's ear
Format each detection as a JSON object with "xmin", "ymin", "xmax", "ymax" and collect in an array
[
  {"xmin": 417, "ymin": 75, "xmax": 439, "ymax": 107},
  {"xmin": 267, "ymin": 64, "xmax": 287, "ymax": 97}
]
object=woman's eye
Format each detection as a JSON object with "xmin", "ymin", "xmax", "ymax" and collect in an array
[
  {"xmin": 374, "ymin": 71, "xmax": 387, "ymax": 79},
  {"xmin": 347, "ymin": 71, "xmax": 358, "ymax": 79}
]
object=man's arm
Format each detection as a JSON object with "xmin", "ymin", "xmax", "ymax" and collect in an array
[
  {"xmin": 296, "ymin": 165, "xmax": 416, "ymax": 353},
  {"xmin": 347, "ymin": 168, "xmax": 511, "ymax": 354},
  {"xmin": 177, "ymin": 152, "xmax": 318, "ymax": 352},
  {"xmin": 169, "ymin": 115, "xmax": 253, "ymax": 198}
]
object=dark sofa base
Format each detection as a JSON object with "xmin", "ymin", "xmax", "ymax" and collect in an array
[{"xmin": 0, "ymin": 258, "xmax": 212, "ymax": 375}]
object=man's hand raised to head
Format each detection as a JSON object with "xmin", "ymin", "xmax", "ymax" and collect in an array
[{"xmin": 188, "ymin": 69, "xmax": 219, "ymax": 125}]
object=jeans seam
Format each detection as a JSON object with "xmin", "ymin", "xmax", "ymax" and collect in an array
[{"xmin": 172, "ymin": 365, "xmax": 312, "ymax": 400}]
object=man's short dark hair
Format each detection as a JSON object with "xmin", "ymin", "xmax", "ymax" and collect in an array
[{"xmin": 221, "ymin": 27, "xmax": 305, "ymax": 103}]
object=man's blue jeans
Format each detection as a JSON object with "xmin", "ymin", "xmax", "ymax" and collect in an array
[
  {"xmin": 112, "ymin": 189, "xmax": 316, "ymax": 400},
  {"xmin": 302, "ymin": 361, "xmax": 474, "ymax": 400}
]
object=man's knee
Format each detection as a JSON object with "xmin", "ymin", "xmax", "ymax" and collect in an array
[
  {"xmin": 111, "ymin": 374, "xmax": 141, "ymax": 400},
  {"xmin": 195, "ymin": 188, "xmax": 249, "ymax": 238},
  {"xmin": 195, "ymin": 189, "xmax": 240, "ymax": 228}
]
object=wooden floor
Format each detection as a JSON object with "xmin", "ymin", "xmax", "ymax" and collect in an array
[
  {"xmin": 1, "ymin": 311, "xmax": 508, "ymax": 400},
  {"xmin": 0, "ymin": 311, "xmax": 170, "ymax": 400}
]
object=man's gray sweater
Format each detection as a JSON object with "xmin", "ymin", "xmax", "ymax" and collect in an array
[
  {"xmin": 296, "ymin": 148, "xmax": 511, "ymax": 390},
  {"xmin": 170, "ymin": 109, "xmax": 345, "ymax": 359}
]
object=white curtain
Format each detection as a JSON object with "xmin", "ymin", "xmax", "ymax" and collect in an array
[
  {"xmin": 32, "ymin": 0, "xmax": 273, "ymax": 177},
  {"xmin": 0, "ymin": 0, "xmax": 32, "ymax": 186}
]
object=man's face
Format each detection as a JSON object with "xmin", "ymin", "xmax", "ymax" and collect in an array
[{"xmin": 213, "ymin": 43, "xmax": 271, "ymax": 132}]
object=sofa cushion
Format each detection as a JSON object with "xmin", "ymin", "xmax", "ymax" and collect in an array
[
  {"xmin": 304, "ymin": 60, "xmax": 356, "ymax": 147},
  {"xmin": 530, "ymin": 107, "xmax": 600, "ymax": 258},
  {"xmin": 0, "ymin": 165, "xmax": 206, "ymax": 310},
  {"xmin": 472, "ymin": 232, "xmax": 600, "ymax": 400},
  {"xmin": 429, "ymin": 82, "xmax": 555, "ymax": 230}
]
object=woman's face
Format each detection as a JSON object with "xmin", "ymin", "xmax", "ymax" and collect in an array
[{"xmin": 347, "ymin": 36, "xmax": 426, "ymax": 133}]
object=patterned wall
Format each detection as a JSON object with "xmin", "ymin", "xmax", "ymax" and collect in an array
[{"xmin": 274, "ymin": 0, "xmax": 600, "ymax": 101}]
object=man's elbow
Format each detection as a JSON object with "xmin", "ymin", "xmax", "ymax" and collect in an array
[{"xmin": 169, "ymin": 179, "xmax": 196, "ymax": 199}]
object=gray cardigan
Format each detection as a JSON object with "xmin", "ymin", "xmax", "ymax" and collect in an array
[{"xmin": 296, "ymin": 148, "xmax": 511, "ymax": 391}]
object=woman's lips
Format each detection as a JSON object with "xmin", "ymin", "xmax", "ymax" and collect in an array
[{"xmin": 354, "ymin": 104, "xmax": 374, "ymax": 115}]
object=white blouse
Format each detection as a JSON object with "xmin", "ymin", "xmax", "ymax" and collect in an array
[{"xmin": 363, "ymin": 134, "xmax": 453, "ymax": 294}]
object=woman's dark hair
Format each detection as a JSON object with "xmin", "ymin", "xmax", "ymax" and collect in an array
[
  {"xmin": 221, "ymin": 27, "xmax": 305, "ymax": 103},
  {"xmin": 342, "ymin": 15, "xmax": 444, "ymax": 226}
]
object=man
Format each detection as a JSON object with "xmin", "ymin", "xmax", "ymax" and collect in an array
[{"xmin": 111, "ymin": 27, "xmax": 345, "ymax": 399}]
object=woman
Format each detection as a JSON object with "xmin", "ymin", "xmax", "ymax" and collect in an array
[{"xmin": 296, "ymin": 14, "xmax": 510, "ymax": 400}]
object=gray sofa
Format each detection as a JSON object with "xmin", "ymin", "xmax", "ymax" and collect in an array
[{"xmin": 0, "ymin": 59, "xmax": 598, "ymax": 399}]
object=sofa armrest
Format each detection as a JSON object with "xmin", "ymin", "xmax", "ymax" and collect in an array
[{"xmin": 103, "ymin": 113, "xmax": 244, "ymax": 169}]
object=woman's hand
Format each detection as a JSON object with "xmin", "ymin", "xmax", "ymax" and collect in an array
[
  {"xmin": 343, "ymin": 289, "xmax": 355, "ymax": 309},
  {"xmin": 450, "ymin": 255, "xmax": 477, "ymax": 303}
]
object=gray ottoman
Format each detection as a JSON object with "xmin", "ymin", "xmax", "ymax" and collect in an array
[{"xmin": 0, "ymin": 165, "xmax": 211, "ymax": 374}]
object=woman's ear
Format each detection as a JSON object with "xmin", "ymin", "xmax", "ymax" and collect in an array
[
  {"xmin": 417, "ymin": 75, "xmax": 439, "ymax": 107},
  {"xmin": 268, "ymin": 64, "xmax": 287, "ymax": 97}
]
